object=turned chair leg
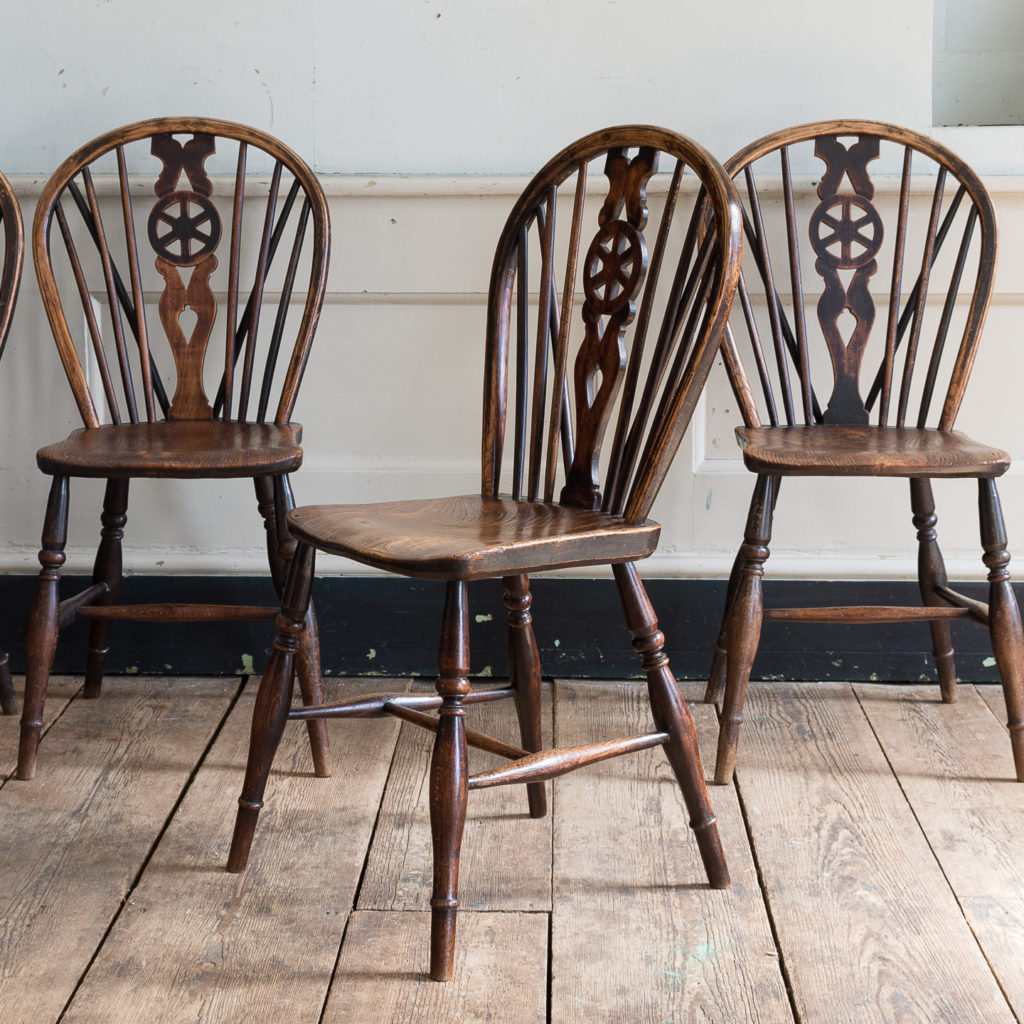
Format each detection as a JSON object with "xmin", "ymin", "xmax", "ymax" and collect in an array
[
  {"xmin": 503, "ymin": 574, "xmax": 546, "ymax": 818},
  {"xmin": 83, "ymin": 478, "xmax": 129, "ymax": 699},
  {"xmin": 18, "ymin": 476, "xmax": 70, "ymax": 780},
  {"xmin": 613, "ymin": 561, "xmax": 730, "ymax": 890},
  {"xmin": 227, "ymin": 541, "xmax": 317, "ymax": 872},
  {"xmin": 911, "ymin": 478, "xmax": 958, "ymax": 703},
  {"xmin": 429, "ymin": 580, "xmax": 470, "ymax": 982},
  {"xmin": 0, "ymin": 652, "xmax": 16, "ymax": 715},
  {"xmin": 714, "ymin": 474, "xmax": 776, "ymax": 786},
  {"xmin": 979, "ymin": 479, "xmax": 1024, "ymax": 782},
  {"xmin": 705, "ymin": 549, "xmax": 743, "ymax": 706},
  {"xmin": 257, "ymin": 475, "xmax": 332, "ymax": 777}
]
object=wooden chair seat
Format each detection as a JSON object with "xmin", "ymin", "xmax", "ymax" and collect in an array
[
  {"xmin": 287, "ymin": 496, "xmax": 661, "ymax": 580},
  {"xmin": 36, "ymin": 422, "xmax": 304, "ymax": 478},
  {"xmin": 737, "ymin": 426, "xmax": 1010, "ymax": 478}
]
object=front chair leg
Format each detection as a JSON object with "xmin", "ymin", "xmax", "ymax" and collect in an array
[
  {"xmin": 503, "ymin": 574, "xmax": 546, "ymax": 818},
  {"xmin": 613, "ymin": 561, "xmax": 730, "ymax": 890},
  {"xmin": 227, "ymin": 541, "xmax": 317, "ymax": 872},
  {"xmin": 18, "ymin": 476, "xmax": 70, "ymax": 780},
  {"xmin": 714, "ymin": 473, "xmax": 776, "ymax": 786},
  {"xmin": 911, "ymin": 477, "xmax": 957, "ymax": 703},
  {"xmin": 257, "ymin": 475, "xmax": 332, "ymax": 777},
  {"xmin": 979, "ymin": 479, "xmax": 1024, "ymax": 782},
  {"xmin": 429, "ymin": 579, "xmax": 470, "ymax": 982},
  {"xmin": 84, "ymin": 478, "xmax": 129, "ymax": 699}
]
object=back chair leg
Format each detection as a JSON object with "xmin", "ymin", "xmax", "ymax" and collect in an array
[
  {"xmin": 503, "ymin": 574, "xmax": 547, "ymax": 818},
  {"xmin": 0, "ymin": 652, "xmax": 16, "ymax": 715},
  {"xmin": 429, "ymin": 580, "xmax": 470, "ymax": 982},
  {"xmin": 705, "ymin": 549, "xmax": 743, "ymax": 705},
  {"xmin": 979, "ymin": 479, "xmax": 1024, "ymax": 782},
  {"xmin": 613, "ymin": 561, "xmax": 730, "ymax": 890},
  {"xmin": 227, "ymin": 541, "xmax": 317, "ymax": 872},
  {"xmin": 83, "ymin": 478, "xmax": 129, "ymax": 699},
  {"xmin": 258, "ymin": 475, "xmax": 332, "ymax": 778},
  {"xmin": 911, "ymin": 478, "xmax": 958, "ymax": 703},
  {"xmin": 18, "ymin": 476, "xmax": 70, "ymax": 780},
  {"xmin": 714, "ymin": 474, "xmax": 776, "ymax": 786}
]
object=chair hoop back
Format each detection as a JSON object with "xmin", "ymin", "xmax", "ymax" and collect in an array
[
  {"xmin": 482, "ymin": 125, "xmax": 742, "ymax": 523},
  {"xmin": 719, "ymin": 119, "xmax": 996, "ymax": 432},
  {"xmin": 0, "ymin": 169, "xmax": 24, "ymax": 360},
  {"xmin": 33, "ymin": 117, "xmax": 330, "ymax": 429}
]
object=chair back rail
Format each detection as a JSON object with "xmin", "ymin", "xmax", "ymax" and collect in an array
[
  {"xmin": 718, "ymin": 120, "xmax": 996, "ymax": 432},
  {"xmin": 33, "ymin": 117, "xmax": 330, "ymax": 429},
  {"xmin": 482, "ymin": 126, "xmax": 742, "ymax": 524}
]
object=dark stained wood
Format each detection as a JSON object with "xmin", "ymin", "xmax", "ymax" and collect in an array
[
  {"xmin": 287, "ymin": 495, "xmax": 661, "ymax": 581},
  {"xmin": 711, "ymin": 119, "xmax": 1024, "ymax": 784},
  {"xmin": 737, "ymin": 425, "xmax": 1010, "ymax": 477},
  {"xmin": 0, "ymin": 170, "xmax": 23, "ymax": 716},
  {"xmin": 467, "ymin": 729, "xmax": 669, "ymax": 788},
  {"xmin": 504, "ymin": 574, "xmax": 547, "ymax": 815},
  {"xmin": 228, "ymin": 126, "xmax": 743, "ymax": 979},
  {"xmin": 19, "ymin": 117, "xmax": 331, "ymax": 778}
]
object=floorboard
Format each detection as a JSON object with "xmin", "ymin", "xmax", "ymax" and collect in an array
[
  {"xmin": 2, "ymin": 676, "xmax": 1022, "ymax": 1023},
  {"xmin": 0, "ymin": 676, "xmax": 236, "ymax": 1024},
  {"xmin": 737, "ymin": 681, "xmax": 1016, "ymax": 1024},
  {"xmin": 59, "ymin": 678, "xmax": 407, "ymax": 1024},
  {"xmin": 550, "ymin": 681, "xmax": 793, "ymax": 1024},
  {"xmin": 855, "ymin": 683, "xmax": 1024, "ymax": 1017}
]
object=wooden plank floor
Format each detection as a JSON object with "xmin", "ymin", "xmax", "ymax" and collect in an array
[{"xmin": 1, "ymin": 675, "xmax": 1023, "ymax": 1023}]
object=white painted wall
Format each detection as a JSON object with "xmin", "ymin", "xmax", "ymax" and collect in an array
[{"xmin": 2, "ymin": 0, "xmax": 1023, "ymax": 582}]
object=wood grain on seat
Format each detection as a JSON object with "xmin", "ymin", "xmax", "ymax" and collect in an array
[
  {"xmin": 737, "ymin": 426, "xmax": 1010, "ymax": 478},
  {"xmin": 36, "ymin": 422, "xmax": 303, "ymax": 478},
  {"xmin": 288, "ymin": 496, "xmax": 660, "ymax": 580}
]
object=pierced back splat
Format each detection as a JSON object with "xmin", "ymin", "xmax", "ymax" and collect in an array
[
  {"xmin": 483, "ymin": 127, "xmax": 742, "ymax": 523},
  {"xmin": 722, "ymin": 120, "xmax": 995, "ymax": 432},
  {"xmin": 33, "ymin": 117, "xmax": 330, "ymax": 430}
]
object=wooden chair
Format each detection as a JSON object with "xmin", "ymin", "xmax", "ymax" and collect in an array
[
  {"xmin": 225, "ymin": 125, "xmax": 743, "ymax": 980},
  {"xmin": 0, "ymin": 169, "xmax": 24, "ymax": 716},
  {"xmin": 17, "ymin": 118, "xmax": 333, "ymax": 779},
  {"xmin": 705, "ymin": 120, "xmax": 1024, "ymax": 785}
]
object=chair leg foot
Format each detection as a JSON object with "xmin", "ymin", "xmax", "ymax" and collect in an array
[
  {"xmin": 613, "ymin": 561, "xmax": 730, "ymax": 890},
  {"xmin": 504, "ymin": 574, "xmax": 546, "ymax": 818},
  {"xmin": 18, "ymin": 476, "xmax": 69, "ymax": 781},
  {"xmin": 296, "ymin": 601, "xmax": 333, "ymax": 778},
  {"xmin": 979, "ymin": 479, "xmax": 1024, "ymax": 782},
  {"xmin": 429, "ymin": 580, "xmax": 470, "ymax": 981},
  {"xmin": 227, "ymin": 542, "xmax": 315, "ymax": 871},
  {"xmin": 714, "ymin": 474, "xmax": 774, "ymax": 786}
]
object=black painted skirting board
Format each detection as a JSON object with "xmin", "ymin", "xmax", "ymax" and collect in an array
[{"xmin": 0, "ymin": 574, "xmax": 1015, "ymax": 682}]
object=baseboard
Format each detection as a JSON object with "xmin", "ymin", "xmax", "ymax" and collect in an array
[{"xmin": 0, "ymin": 575, "xmax": 1014, "ymax": 683}]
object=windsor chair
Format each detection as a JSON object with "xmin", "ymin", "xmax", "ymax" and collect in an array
[
  {"xmin": 225, "ymin": 125, "xmax": 743, "ymax": 980},
  {"xmin": 705, "ymin": 120, "xmax": 1024, "ymax": 785},
  {"xmin": 17, "ymin": 118, "xmax": 332, "ymax": 780},
  {"xmin": 0, "ymin": 169, "xmax": 24, "ymax": 716}
]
